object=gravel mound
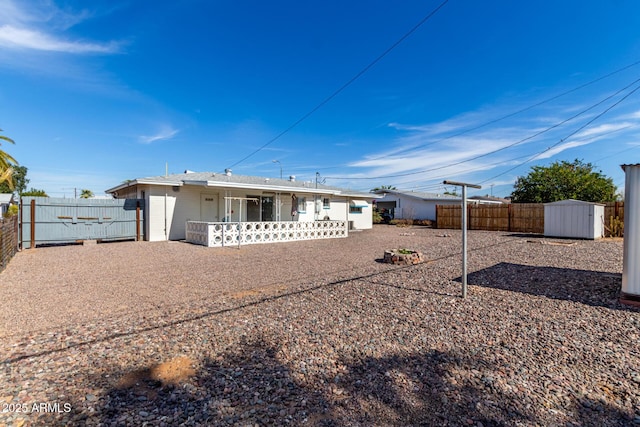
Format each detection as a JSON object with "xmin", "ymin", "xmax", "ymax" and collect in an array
[{"xmin": 0, "ymin": 226, "xmax": 637, "ymax": 426}]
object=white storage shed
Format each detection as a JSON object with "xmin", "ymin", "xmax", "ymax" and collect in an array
[{"xmin": 543, "ymin": 199, "xmax": 605, "ymax": 240}]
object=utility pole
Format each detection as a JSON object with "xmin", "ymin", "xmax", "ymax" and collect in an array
[
  {"xmin": 273, "ymin": 160, "xmax": 282, "ymax": 179},
  {"xmin": 62, "ymin": 188, "xmax": 78, "ymax": 199}
]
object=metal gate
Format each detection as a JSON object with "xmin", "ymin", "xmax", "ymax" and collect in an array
[{"xmin": 20, "ymin": 197, "xmax": 144, "ymax": 249}]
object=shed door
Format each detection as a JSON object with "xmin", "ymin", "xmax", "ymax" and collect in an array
[{"xmin": 200, "ymin": 194, "xmax": 219, "ymax": 221}]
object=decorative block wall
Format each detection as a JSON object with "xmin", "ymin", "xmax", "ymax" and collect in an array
[{"xmin": 186, "ymin": 220, "xmax": 348, "ymax": 247}]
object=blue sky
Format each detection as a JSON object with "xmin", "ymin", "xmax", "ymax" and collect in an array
[{"xmin": 2, "ymin": 0, "xmax": 640, "ymax": 198}]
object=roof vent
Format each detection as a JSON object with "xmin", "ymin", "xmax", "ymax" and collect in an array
[
  {"xmin": 289, "ymin": 175, "xmax": 296, "ymax": 182},
  {"xmin": 265, "ymin": 178, "xmax": 270, "ymax": 183},
  {"xmin": 184, "ymin": 169, "xmax": 195, "ymax": 174},
  {"xmin": 225, "ymin": 168, "xmax": 232, "ymax": 176}
]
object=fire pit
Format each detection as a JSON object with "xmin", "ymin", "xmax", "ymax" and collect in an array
[{"xmin": 383, "ymin": 249, "xmax": 424, "ymax": 265}]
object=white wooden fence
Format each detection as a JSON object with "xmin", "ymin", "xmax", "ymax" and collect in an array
[{"xmin": 186, "ymin": 220, "xmax": 348, "ymax": 247}]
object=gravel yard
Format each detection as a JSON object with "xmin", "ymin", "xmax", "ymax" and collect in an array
[{"xmin": 0, "ymin": 225, "xmax": 638, "ymax": 426}]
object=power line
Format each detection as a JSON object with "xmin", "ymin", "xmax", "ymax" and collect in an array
[
  {"xmin": 365, "ymin": 59, "xmax": 640, "ymax": 161},
  {"xmin": 289, "ymin": 59, "xmax": 640, "ymax": 176},
  {"xmin": 290, "ymin": 59, "xmax": 640, "ymax": 175},
  {"xmin": 392, "ymin": 125, "xmax": 637, "ymax": 193},
  {"xmin": 479, "ymin": 81, "xmax": 640, "ymax": 185},
  {"xmin": 403, "ymin": 123, "xmax": 638, "ymax": 190},
  {"xmin": 325, "ymin": 76, "xmax": 640, "ymax": 181},
  {"xmin": 225, "ymin": 0, "xmax": 450, "ymax": 171},
  {"xmin": 374, "ymin": 90, "xmax": 640, "ymax": 191}
]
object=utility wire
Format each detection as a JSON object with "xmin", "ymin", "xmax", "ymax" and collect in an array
[
  {"xmin": 479, "ymin": 82, "xmax": 640, "ymax": 185},
  {"xmin": 373, "ymin": 98, "xmax": 639, "ymax": 192},
  {"xmin": 365, "ymin": 59, "xmax": 640, "ymax": 161},
  {"xmin": 325, "ymin": 76, "xmax": 640, "ymax": 181},
  {"xmin": 289, "ymin": 59, "xmax": 640, "ymax": 175},
  {"xmin": 384, "ymin": 123, "xmax": 637, "ymax": 192},
  {"xmin": 225, "ymin": 0, "xmax": 450, "ymax": 171},
  {"xmin": 367, "ymin": 124, "xmax": 638, "ymax": 194}
]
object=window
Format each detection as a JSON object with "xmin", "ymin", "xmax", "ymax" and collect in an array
[
  {"xmin": 349, "ymin": 199, "xmax": 367, "ymax": 214},
  {"xmin": 323, "ymin": 198, "xmax": 330, "ymax": 209},
  {"xmin": 297, "ymin": 197, "xmax": 306, "ymax": 213}
]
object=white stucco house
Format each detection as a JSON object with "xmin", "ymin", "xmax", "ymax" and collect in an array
[
  {"xmin": 373, "ymin": 190, "xmax": 511, "ymax": 221},
  {"xmin": 372, "ymin": 189, "xmax": 461, "ymax": 220},
  {"xmin": 106, "ymin": 171, "xmax": 375, "ymax": 243}
]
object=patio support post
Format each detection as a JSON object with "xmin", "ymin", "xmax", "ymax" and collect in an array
[
  {"xmin": 238, "ymin": 200, "xmax": 242, "ymax": 249},
  {"xmin": 443, "ymin": 180, "xmax": 481, "ymax": 298}
]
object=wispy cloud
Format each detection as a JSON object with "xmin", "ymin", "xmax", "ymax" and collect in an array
[
  {"xmin": 571, "ymin": 122, "xmax": 633, "ymax": 139},
  {"xmin": 0, "ymin": 25, "xmax": 119, "ymax": 53},
  {"xmin": 0, "ymin": 1, "xmax": 120, "ymax": 54},
  {"xmin": 620, "ymin": 110, "xmax": 640, "ymax": 120},
  {"xmin": 139, "ymin": 127, "xmax": 179, "ymax": 144},
  {"xmin": 536, "ymin": 122, "xmax": 636, "ymax": 160}
]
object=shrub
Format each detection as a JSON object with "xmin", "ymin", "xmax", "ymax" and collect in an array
[
  {"xmin": 3, "ymin": 204, "xmax": 18, "ymax": 218},
  {"xmin": 389, "ymin": 219, "xmax": 413, "ymax": 227},
  {"xmin": 389, "ymin": 218, "xmax": 434, "ymax": 227},
  {"xmin": 606, "ymin": 215, "xmax": 624, "ymax": 238},
  {"xmin": 372, "ymin": 210, "xmax": 384, "ymax": 224}
]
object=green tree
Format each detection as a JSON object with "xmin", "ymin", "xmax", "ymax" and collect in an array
[
  {"xmin": 0, "ymin": 129, "xmax": 18, "ymax": 190},
  {"xmin": 80, "ymin": 189, "xmax": 94, "ymax": 199},
  {"xmin": 22, "ymin": 188, "xmax": 48, "ymax": 197},
  {"xmin": 510, "ymin": 159, "xmax": 618, "ymax": 203},
  {"xmin": 0, "ymin": 165, "xmax": 29, "ymax": 196}
]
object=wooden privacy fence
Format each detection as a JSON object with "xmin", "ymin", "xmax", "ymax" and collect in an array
[
  {"xmin": 0, "ymin": 215, "xmax": 18, "ymax": 272},
  {"xmin": 20, "ymin": 197, "xmax": 145, "ymax": 249},
  {"xmin": 436, "ymin": 202, "xmax": 625, "ymax": 236},
  {"xmin": 436, "ymin": 203, "xmax": 544, "ymax": 233}
]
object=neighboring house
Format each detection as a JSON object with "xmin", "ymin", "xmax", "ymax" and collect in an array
[
  {"xmin": 468, "ymin": 195, "xmax": 511, "ymax": 205},
  {"xmin": 0, "ymin": 193, "xmax": 14, "ymax": 216},
  {"xmin": 106, "ymin": 171, "xmax": 375, "ymax": 242},
  {"xmin": 372, "ymin": 189, "xmax": 461, "ymax": 220}
]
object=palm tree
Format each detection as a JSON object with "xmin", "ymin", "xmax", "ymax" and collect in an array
[
  {"xmin": 370, "ymin": 185, "xmax": 397, "ymax": 192},
  {"xmin": 0, "ymin": 129, "xmax": 18, "ymax": 190},
  {"xmin": 80, "ymin": 189, "xmax": 94, "ymax": 199}
]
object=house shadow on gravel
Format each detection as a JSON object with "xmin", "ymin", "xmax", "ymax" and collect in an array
[
  {"xmin": 466, "ymin": 263, "xmax": 630, "ymax": 310},
  {"xmin": 36, "ymin": 337, "xmax": 635, "ymax": 426}
]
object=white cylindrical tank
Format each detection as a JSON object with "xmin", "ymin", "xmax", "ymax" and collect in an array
[{"xmin": 621, "ymin": 164, "xmax": 640, "ymax": 306}]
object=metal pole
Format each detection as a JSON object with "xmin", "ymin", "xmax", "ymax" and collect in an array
[
  {"xmin": 443, "ymin": 180, "xmax": 481, "ymax": 298},
  {"xmin": 273, "ymin": 160, "xmax": 282, "ymax": 179},
  {"xmin": 461, "ymin": 185, "xmax": 468, "ymax": 298},
  {"xmin": 238, "ymin": 199, "xmax": 242, "ymax": 249}
]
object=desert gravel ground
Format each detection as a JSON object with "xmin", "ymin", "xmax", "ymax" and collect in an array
[{"xmin": 0, "ymin": 225, "xmax": 638, "ymax": 426}]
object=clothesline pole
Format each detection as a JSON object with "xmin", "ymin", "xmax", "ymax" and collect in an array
[{"xmin": 443, "ymin": 180, "xmax": 481, "ymax": 298}]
